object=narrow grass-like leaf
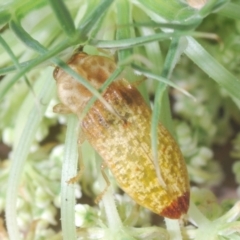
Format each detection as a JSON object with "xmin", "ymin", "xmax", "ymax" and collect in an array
[
  {"xmin": 151, "ymin": 38, "xmax": 185, "ymax": 237},
  {"xmin": 86, "ymin": 3, "xmax": 109, "ymax": 40},
  {"xmin": 61, "ymin": 115, "xmax": 78, "ymax": 240},
  {"xmin": 136, "ymin": 0, "xmax": 194, "ymax": 21},
  {"xmin": 78, "ymin": 0, "xmax": 114, "ymax": 38},
  {"xmin": 10, "ymin": 20, "xmax": 115, "ymax": 108},
  {"xmin": 211, "ymin": 0, "xmax": 230, "ymax": 11},
  {"xmin": 0, "ymin": 9, "xmax": 11, "ymax": 25},
  {"xmin": 0, "ymin": 39, "xmax": 70, "ymax": 100},
  {"xmin": 0, "ymin": 22, "xmax": 110, "ymax": 109},
  {"xmin": 91, "ymin": 31, "xmax": 192, "ymax": 49},
  {"xmin": 96, "ymin": 155, "xmax": 123, "ymax": 230},
  {"xmin": 14, "ymin": 0, "xmax": 47, "ymax": 19},
  {"xmin": 0, "ymin": 34, "xmax": 34, "ymax": 95},
  {"xmin": 188, "ymin": 199, "xmax": 210, "ymax": 227},
  {"xmin": 0, "ymin": 31, "xmax": 199, "ymax": 76},
  {"xmin": 57, "ymin": 61, "xmax": 116, "ymax": 116},
  {"xmin": 0, "ymin": 53, "xmax": 111, "ymax": 113},
  {"xmin": 199, "ymin": 0, "xmax": 226, "ymax": 17},
  {"xmin": 165, "ymin": 218, "xmax": 182, "ymax": 240},
  {"xmin": 116, "ymin": 0, "xmax": 132, "ymax": 60},
  {"xmin": 133, "ymin": 8, "xmax": 162, "ymax": 101},
  {"xmin": 132, "ymin": 64, "xmax": 194, "ymax": 100},
  {"xmin": 0, "ymin": 21, "xmax": 191, "ymax": 106},
  {"xmin": 5, "ymin": 68, "xmax": 55, "ymax": 240},
  {"xmin": 152, "ymin": 38, "xmax": 185, "ymax": 137},
  {"xmin": 218, "ymin": 221, "xmax": 240, "ymax": 239},
  {"xmin": 79, "ymin": 66, "xmax": 124, "ymax": 121},
  {"xmin": 0, "ymin": 58, "xmax": 47, "ymax": 75},
  {"xmin": 185, "ymin": 37, "xmax": 240, "ymax": 102},
  {"xmin": 48, "ymin": 0, "xmax": 76, "ymax": 37},
  {"xmin": 218, "ymin": 2, "xmax": 240, "ymax": 20},
  {"xmin": 151, "ymin": 83, "xmax": 167, "ymax": 161},
  {"xmin": 128, "ymin": 20, "xmax": 202, "ymax": 31},
  {"xmin": 10, "ymin": 20, "xmax": 47, "ymax": 54},
  {"xmin": 151, "ymin": 38, "xmax": 181, "ymax": 198},
  {"xmin": 0, "ymin": 35, "xmax": 22, "ymax": 67}
]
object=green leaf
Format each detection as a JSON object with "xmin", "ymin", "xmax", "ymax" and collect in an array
[
  {"xmin": 0, "ymin": 35, "xmax": 21, "ymax": 68},
  {"xmin": 78, "ymin": 65, "xmax": 124, "ymax": 121},
  {"xmin": 218, "ymin": 2, "xmax": 240, "ymax": 20},
  {"xmin": 78, "ymin": 0, "xmax": 114, "ymax": 38},
  {"xmin": 0, "ymin": 34, "xmax": 33, "ymax": 94},
  {"xmin": 48, "ymin": 0, "xmax": 76, "ymax": 37},
  {"xmin": 136, "ymin": 0, "xmax": 194, "ymax": 22},
  {"xmin": 61, "ymin": 115, "xmax": 78, "ymax": 240},
  {"xmin": 91, "ymin": 31, "xmax": 192, "ymax": 49},
  {"xmin": 0, "ymin": 59, "xmax": 38, "ymax": 75},
  {"xmin": 5, "ymin": 68, "xmax": 55, "ymax": 240},
  {"xmin": 0, "ymin": 40, "xmax": 69, "ymax": 101},
  {"xmin": 116, "ymin": 0, "xmax": 132, "ymax": 60},
  {"xmin": 185, "ymin": 37, "xmax": 240, "ymax": 103},
  {"xmin": 14, "ymin": 0, "xmax": 48, "ymax": 19},
  {"xmin": 199, "ymin": 0, "xmax": 229, "ymax": 17},
  {"xmin": 132, "ymin": 64, "xmax": 194, "ymax": 100},
  {"xmin": 1, "ymin": 21, "xmax": 108, "ymax": 106},
  {"xmin": 0, "ymin": 9, "xmax": 11, "ymax": 25},
  {"xmin": 10, "ymin": 20, "xmax": 46, "ymax": 54}
]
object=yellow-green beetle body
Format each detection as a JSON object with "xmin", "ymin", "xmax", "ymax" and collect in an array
[{"xmin": 53, "ymin": 53, "xmax": 189, "ymax": 219}]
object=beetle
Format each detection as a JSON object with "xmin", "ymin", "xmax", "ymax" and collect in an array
[{"xmin": 53, "ymin": 52, "xmax": 189, "ymax": 219}]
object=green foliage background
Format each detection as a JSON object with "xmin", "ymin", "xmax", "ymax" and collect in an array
[{"xmin": 1, "ymin": 0, "xmax": 240, "ymax": 239}]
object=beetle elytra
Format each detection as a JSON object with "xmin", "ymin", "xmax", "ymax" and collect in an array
[{"xmin": 53, "ymin": 52, "xmax": 190, "ymax": 219}]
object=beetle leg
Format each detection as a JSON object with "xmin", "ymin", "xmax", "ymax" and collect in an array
[
  {"xmin": 53, "ymin": 103, "xmax": 73, "ymax": 114},
  {"xmin": 67, "ymin": 134, "xmax": 85, "ymax": 184},
  {"xmin": 95, "ymin": 163, "xmax": 110, "ymax": 204}
]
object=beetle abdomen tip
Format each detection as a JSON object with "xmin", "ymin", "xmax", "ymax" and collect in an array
[{"xmin": 160, "ymin": 191, "xmax": 190, "ymax": 219}]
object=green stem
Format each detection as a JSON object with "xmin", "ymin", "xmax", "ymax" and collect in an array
[
  {"xmin": 5, "ymin": 68, "xmax": 55, "ymax": 240},
  {"xmin": 61, "ymin": 115, "xmax": 79, "ymax": 240}
]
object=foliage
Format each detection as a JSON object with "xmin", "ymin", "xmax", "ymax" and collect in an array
[{"xmin": 1, "ymin": 0, "xmax": 240, "ymax": 239}]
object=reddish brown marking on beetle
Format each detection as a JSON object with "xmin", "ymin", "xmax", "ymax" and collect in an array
[{"xmin": 160, "ymin": 191, "xmax": 190, "ymax": 219}]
